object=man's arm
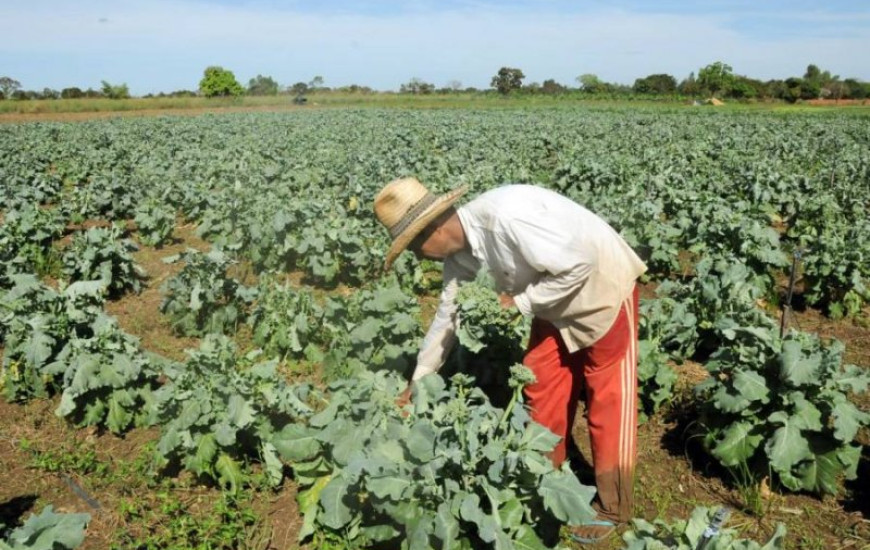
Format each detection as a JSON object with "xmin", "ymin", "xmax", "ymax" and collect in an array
[
  {"xmin": 410, "ymin": 267, "xmax": 464, "ymax": 381},
  {"xmin": 408, "ymin": 252, "xmax": 479, "ymax": 384}
]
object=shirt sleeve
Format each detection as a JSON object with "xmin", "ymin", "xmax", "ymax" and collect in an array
[
  {"xmin": 507, "ymin": 217, "xmax": 596, "ymax": 316},
  {"xmin": 411, "ymin": 257, "xmax": 474, "ymax": 381}
]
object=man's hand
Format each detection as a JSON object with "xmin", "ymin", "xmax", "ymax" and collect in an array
[
  {"xmin": 396, "ymin": 384, "xmax": 412, "ymax": 410},
  {"xmin": 499, "ymin": 293, "xmax": 516, "ymax": 310}
]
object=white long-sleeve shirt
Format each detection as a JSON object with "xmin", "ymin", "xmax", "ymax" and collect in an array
[{"xmin": 411, "ymin": 184, "xmax": 647, "ymax": 381}]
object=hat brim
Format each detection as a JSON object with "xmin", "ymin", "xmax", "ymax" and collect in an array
[{"xmin": 384, "ymin": 185, "xmax": 467, "ymax": 271}]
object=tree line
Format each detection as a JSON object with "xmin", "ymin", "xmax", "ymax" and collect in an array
[{"xmin": 2, "ymin": 61, "xmax": 868, "ymax": 102}]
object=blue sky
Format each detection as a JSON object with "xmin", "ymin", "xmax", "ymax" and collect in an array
[{"xmin": 2, "ymin": 0, "xmax": 868, "ymax": 95}]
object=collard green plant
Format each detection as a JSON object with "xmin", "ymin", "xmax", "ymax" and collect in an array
[
  {"xmin": 151, "ymin": 335, "xmax": 313, "ymax": 492},
  {"xmin": 63, "ymin": 176, "xmax": 142, "ymax": 222},
  {"xmin": 134, "ymin": 201, "xmax": 175, "ymax": 247},
  {"xmin": 447, "ymin": 272, "xmax": 531, "ymax": 402},
  {"xmin": 0, "ymin": 204, "xmax": 64, "ymax": 288},
  {"xmin": 159, "ymin": 249, "xmax": 256, "ymax": 337},
  {"xmin": 456, "ymin": 272, "xmax": 529, "ymax": 364},
  {"xmin": 622, "ymin": 506, "xmax": 786, "ymax": 550},
  {"xmin": 0, "ymin": 505, "xmax": 90, "ymax": 550},
  {"xmin": 0, "ymin": 275, "xmax": 106, "ymax": 402},
  {"xmin": 644, "ymin": 257, "xmax": 776, "ymax": 362},
  {"xmin": 636, "ymin": 339, "xmax": 678, "ymax": 424},
  {"xmin": 53, "ymin": 315, "xmax": 161, "ymax": 434},
  {"xmin": 320, "ymin": 278, "xmax": 421, "ymax": 380},
  {"xmin": 788, "ymin": 196, "xmax": 870, "ymax": 318},
  {"xmin": 696, "ymin": 329, "xmax": 870, "ymax": 495},
  {"xmin": 61, "ymin": 224, "xmax": 145, "ymax": 297},
  {"xmin": 247, "ymin": 276, "xmax": 324, "ymax": 361},
  {"xmin": 273, "ymin": 367, "xmax": 597, "ymax": 549}
]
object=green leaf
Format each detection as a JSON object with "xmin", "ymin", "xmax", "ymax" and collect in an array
[
  {"xmin": 711, "ymin": 421, "xmax": 763, "ymax": 467},
  {"xmin": 106, "ymin": 392, "xmax": 134, "ymax": 434},
  {"xmin": 188, "ymin": 433, "xmax": 218, "ymax": 475},
  {"xmin": 227, "ymin": 394, "xmax": 256, "ymax": 428},
  {"xmin": 297, "ymin": 475, "xmax": 331, "ymax": 541},
  {"xmin": 520, "ymin": 422, "xmax": 560, "ymax": 453},
  {"xmin": 788, "ymin": 392, "xmax": 823, "ymax": 432},
  {"xmin": 6, "ymin": 505, "xmax": 90, "ymax": 550},
  {"xmin": 795, "ymin": 444, "xmax": 841, "ymax": 495},
  {"xmin": 779, "ymin": 340, "xmax": 820, "ymax": 387},
  {"xmin": 513, "ymin": 526, "xmax": 548, "ymax": 550},
  {"xmin": 760, "ymin": 523, "xmax": 788, "ymax": 550},
  {"xmin": 539, "ymin": 467, "xmax": 597, "ymax": 525},
  {"xmin": 830, "ymin": 400, "xmax": 869, "ymax": 442},
  {"xmin": 367, "ymin": 474, "xmax": 412, "ymax": 500},
  {"xmin": 272, "ymin": 424, "xmax": 321, "ymax": 462},
  {"xmin": 318, "ymin": 475, "xmax": 353, "ymax": 530},
  {"xmin": 406, "ymin": 420, "xmax": 437, "ymax": 462},
  {"xmin": 214, "ymin": 453, "xmax": 245, "ymax": 494},
  {"xmin": 434, "ymin": 502, "xmax": 459, "ymax": 549},
  {"xmin": 765, "ymin": 412, "xmax": 812, "ymax": 475}
]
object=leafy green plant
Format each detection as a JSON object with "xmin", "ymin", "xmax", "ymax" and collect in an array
[
  {"xmin": 53, "ymin": 315, "xmax": 161, "ymax": 434},
  {"xmin": 61, "ymin": 224, "xmax": 145, "ymax": 297},
  {"xmin": 150, "ymin": 335, "xmax": 313, "ymax": 492},
  {"xmin": 159, "ymin": 249, "xmax": 256, "ymax": 336},
  {"xmin": 273, "ymin": 367, "xmax": 597, "ymax": 549},
  {"xmin": 447, "ymin": 272, "xmax": 531, "ymax": 402},
  {"xmin": 622, "ymin": 506, "xmax": 786, "ymax": 549},
  {"xmin": 247, "ymin": 276, "xmax": 324, "ymax": 361},
  {"xmin": 0, "ymin": 204, "xmax": 64, "ymax": 288},
  {"xmin": 63, "ymin": 176, "xmax": 143, "ymax": 222},
  {"xmin": 644, "ymin": 257, "xmax": 776, "ymax": 362},
  {"xmin": 696, "ymin": 329, "xmax": 870, "ymax": 495},
  {"xmin": 456, "ymin": 273, "xmax": 529, "ymax": 365},
  {"xmin": 788, "ymin": 196, "xmax": 870, "ymax": 318},
  {"xmin": 134, "ymin": 201, "xmax": 175, "ymax": 247},
  {"xmin": 320, "ymin": 278, "xmax": 421, "ymax": 380},
  {"xmin": 0, "ymin": 275, "xmax": 106, "ymax": 402},
  {"xmin": 0, "ymin": 506, "xmax": 90, "ymax": 550},
  {"xmin": 636, "ymin": 339, "xmax": 678, "ymax": 423}
]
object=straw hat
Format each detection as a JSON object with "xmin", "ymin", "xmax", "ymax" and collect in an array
[{"xmin": 374, "ymin": 177, "xmax": 467, "ymax": 270}]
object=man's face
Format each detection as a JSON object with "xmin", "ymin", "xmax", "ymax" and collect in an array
[{"xmin": 409, "ymin": 222, "xmax": 448, "ymax": 262}]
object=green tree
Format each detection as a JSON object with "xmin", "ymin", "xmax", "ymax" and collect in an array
[
  {"xmin": 399, "ymin": 77, "xmax": 435, "ymax": 94},
  {"xmin": 678, "ymin": 72, "xmax": 701, "ymax": 96},
  {"xmin": 633, "ymin": 73, "xmax": 677, "ymax": 94},
  {"xmin": 289, "ymin": 82, "xmax": 309, "ymax": 95},
  {"xmin": 697, "ymin": 61, "xmax": 734, "ymax": 97},
  {"xmin": 843, "ymin": 78, "xmax": 868, "ymax": 99},
  {"xmin": 247, "ymin": 74, "xmax": 279, "ymax": 96},
  {"xmin": 541, "ymin": 79, "xmax": 566, "ymax": 95},
  {"xmin": 490, "ymin": 67, "xmax": 525, "ymax": 95},
  {"xmin": 100, "ymin": 80, "xmax": 130, "ymax": 99},
  {"xmin": 308, "ymin": 75, "xmax": 325, "ymax": 90},
  {"xmin": 0, "ymin": 76, "xmax": 21, "ymax": 99},
  {"xmin": 199, "ymin": 66, "xmax": 244, "ymax": 98},
  {"xmin": 576, "ymin": 73, "xmax": 605, "ymax": 93},
  {"xmin": 728, "ymin": 77, "xmax": 759, "ymax": 99},
  {"xmin": 61, "ymin": 87, "xmax": 84, "ymax": 99}
]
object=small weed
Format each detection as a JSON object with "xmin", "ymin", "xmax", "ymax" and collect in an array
[
  {"xmin": 18, "ymin": 437, "xmax": 108, "ymax": 477},
  {"xmin": 727, "ymin": 462, "xmax": 768, "ymax": 518},
  {"xmin": 112, "ymin": 490, "xmax": 267, "ymax": 550}
]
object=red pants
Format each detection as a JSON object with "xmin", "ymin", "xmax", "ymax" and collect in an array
[{"xmin": 522, "ymin": 285, "xmax": 638, "ymax": 522}]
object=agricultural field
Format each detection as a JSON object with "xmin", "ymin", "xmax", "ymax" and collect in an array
[{"xmin": 0, "ymin": 106, "xmax": 868, "ymax": 549}]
